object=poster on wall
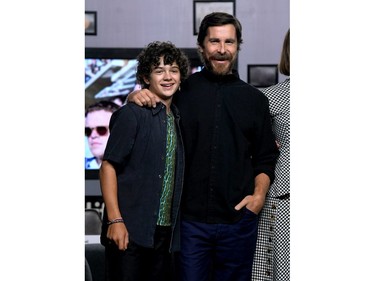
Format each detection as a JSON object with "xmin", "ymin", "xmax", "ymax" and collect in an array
[
  {"xmin": 193, "ymin": 0, "xmax": 235, "ymax": 35},
  {"xmin": 85, "ymin": 11, "xmax": 97, "ymax": 35}
]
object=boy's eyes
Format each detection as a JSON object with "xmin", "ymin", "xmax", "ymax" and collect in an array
[{"xmin": 153, "ymin": 68, "xmax": 180, "ymax": 74}]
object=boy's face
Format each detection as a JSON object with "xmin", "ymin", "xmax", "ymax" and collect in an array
[{"xmin": 144, "ymin": 57, "xmax": 181, "ymax": 101}]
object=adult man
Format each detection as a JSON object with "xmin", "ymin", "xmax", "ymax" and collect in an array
[
  {"xmin": 128, "ymin": 12, "xmax": 279, "ymax": 281},
  {"xmin": 85, "ymin": 101, "xmax": 120, "ymax": 169}
]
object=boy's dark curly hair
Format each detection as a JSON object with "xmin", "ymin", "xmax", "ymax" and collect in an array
[{"xmin": 136, "ymin": 41, "xmax": 190, "ymax": 89}]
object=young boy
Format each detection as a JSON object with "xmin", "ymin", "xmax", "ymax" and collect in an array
[{"xmin": 99, "ymin": 41, "xmax": 190, "ymax": 281}]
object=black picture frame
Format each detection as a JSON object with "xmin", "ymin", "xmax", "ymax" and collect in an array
[
  {"xmin": 85, "ymin": 11, "xmax": 97, "ymax": 36},
  {"xmin": 193, "ymin": 0, "xmax": 235, "ymax": 35},
  {"xmin": 247, "ymin": 64, "xmax": 279, "ymax": 88}
]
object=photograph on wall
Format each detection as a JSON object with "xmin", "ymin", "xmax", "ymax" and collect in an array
[
  {"xmin": 85, "ymin": 11, "xmax": 97, "ymax": 35},
  {"xmin": 247, "ymin": 64, "xmax": 279, "ymax": 88},
  {"xmin": 193, "ymin": 0, "xmax": 235, "ymax": 35}
]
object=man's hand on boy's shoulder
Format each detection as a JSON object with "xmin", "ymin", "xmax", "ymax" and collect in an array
[{"xmin": 127, "ymin": 89, "xmax": 160, "ymax": 108}]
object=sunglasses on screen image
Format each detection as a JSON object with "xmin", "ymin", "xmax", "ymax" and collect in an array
[{"xmin": 85, "ymin": 126, "xmax": 109, "ymax": 137}]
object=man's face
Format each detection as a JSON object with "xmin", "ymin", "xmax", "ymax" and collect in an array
[
  {"xmin": 85, "ymin": 110, "xmax": 112, "ymax": 161},
  {"xmin": 200, "ymin": 24, "xmax": 238, "ymax": 75}
]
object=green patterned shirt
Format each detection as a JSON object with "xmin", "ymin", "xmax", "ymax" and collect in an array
[{"xmin": 157, "ymin": 112, "xmax": 177, "ymax": 226}]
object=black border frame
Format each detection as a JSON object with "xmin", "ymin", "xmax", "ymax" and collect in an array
[
  {"xmin": 247, "ymin": 64, "xmax": 279, "ymax": 88},
  {"xmin": 85, "ymin": 11, "xmax": 97, "ymax": 36}
]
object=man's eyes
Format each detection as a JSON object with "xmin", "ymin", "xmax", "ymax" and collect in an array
[{"xmin": 209, "ymin": 40, "xmax": 235, "ymax": 44}]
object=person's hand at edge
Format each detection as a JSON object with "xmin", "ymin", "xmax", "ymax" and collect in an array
[
  {"xmin": 127, "ymin": 89, "xmax": 160, "ymax": 108},
  {"xmin": 234, "ymin": 173, "xmax": 270, "ymax": 214}
]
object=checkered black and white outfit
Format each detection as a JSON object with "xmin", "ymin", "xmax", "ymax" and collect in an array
[{"xmin": 252, "ymin": 78, "xmax": 290, "ymax": 281}]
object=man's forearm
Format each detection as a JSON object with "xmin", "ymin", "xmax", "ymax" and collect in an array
[{"xmin": 253, "ymin": 172, "xmax": 271, "ymax": 198}]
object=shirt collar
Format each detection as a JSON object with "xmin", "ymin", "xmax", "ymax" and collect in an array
[{"xmin": 150, "ymin": 102, "xmax": 180, "ymax": 119}]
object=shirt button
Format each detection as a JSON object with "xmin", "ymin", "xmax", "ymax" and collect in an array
[{"xmin": 158, "ymin": 174, "xmax": 162, "ymax": 178}]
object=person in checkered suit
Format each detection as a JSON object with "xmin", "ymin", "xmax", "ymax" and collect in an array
[{"xmin": 252, "ymin": 29, "xmax": 290, "ymax": 281}]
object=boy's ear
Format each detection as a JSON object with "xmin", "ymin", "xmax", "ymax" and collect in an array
[{"xmin": 142, "ymin": 76, "xmax": 150, "ymax": 84}]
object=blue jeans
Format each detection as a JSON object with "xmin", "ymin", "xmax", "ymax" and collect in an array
[{"xmin": 179, "ymin": 209, "xmax": 258, "ymax": 281}]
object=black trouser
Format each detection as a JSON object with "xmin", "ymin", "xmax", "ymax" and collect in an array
[{"xmin": 105, "ymin": 225, "xmax": 173, "ymax": 281}]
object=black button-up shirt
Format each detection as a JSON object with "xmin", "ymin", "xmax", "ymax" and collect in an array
[
  {"xmin": 174, "ymin": 68, "xmax": 279, "ymax": 224},
  {"xmin": 100, "ymin": 103, "xmax": 184, "ymax": 250}
]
